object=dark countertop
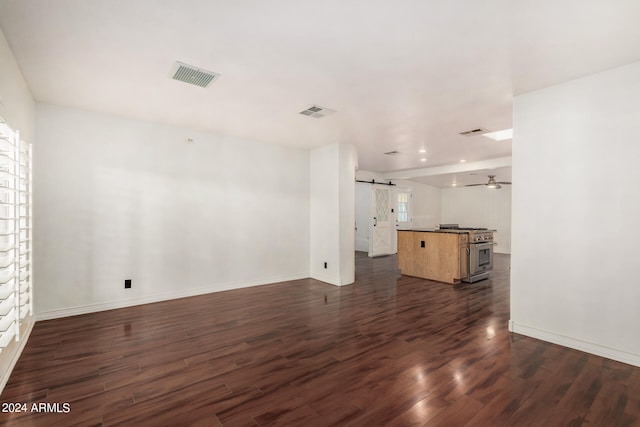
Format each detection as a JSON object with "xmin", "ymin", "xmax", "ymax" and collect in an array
[{"xmin": 397, "ymin": 228, "xmax": 470, "ymax": 234}]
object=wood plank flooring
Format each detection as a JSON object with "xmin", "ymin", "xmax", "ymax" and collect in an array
[{"xmin": 1, "ymin": 253, "xmax": 639, "ymax": 426}]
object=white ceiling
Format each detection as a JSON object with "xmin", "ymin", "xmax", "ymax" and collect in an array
[
  {"xmin": 411, "ymin": 166, "xmax": 512, "ymax": 189},
  {"xmin": 1, "ymin": 0, "xmax": 639, "ymax": 187}
]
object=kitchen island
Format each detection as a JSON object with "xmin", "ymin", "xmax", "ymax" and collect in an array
[{"xmin": 397, "ymin": 229, "xmax": 469, "ymax": 284}]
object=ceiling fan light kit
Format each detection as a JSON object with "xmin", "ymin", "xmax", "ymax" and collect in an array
[
  {"xmin": 486, "ymin": 176, "xmax": 501, "ymax": 189},
  {"xmin": 465, "ymin": 175, "xmax": 511, "ymax": 189}
]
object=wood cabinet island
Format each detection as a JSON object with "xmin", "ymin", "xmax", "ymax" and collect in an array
[{"xmin": 397, "ymin": 229, "xmax": 469, "ymax": 284}]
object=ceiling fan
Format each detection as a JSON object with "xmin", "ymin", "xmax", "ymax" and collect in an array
[{"xmin": 465, "ymin": 175, "xmax": 511, "ymax": 189}]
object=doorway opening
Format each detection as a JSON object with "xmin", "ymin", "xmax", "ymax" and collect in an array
[{"xmin": 355, "ymin": 182, "xmax": 412, "ymax": 257}]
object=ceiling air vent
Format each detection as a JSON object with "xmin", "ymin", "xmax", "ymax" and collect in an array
[
  {"xmin": 384, "ymin": 150, "xmax": 401, "ymax": 155},
  {"xmin": 459, "ymin": 128, "xmax": 488, "ymax": 136},
  {"xmin": 299, "ymin": 105, "xmax": 336, "ymax": 118},
  {"xmin": 170, "ymin": 61, "xmax": 220, "ymax": 88}
]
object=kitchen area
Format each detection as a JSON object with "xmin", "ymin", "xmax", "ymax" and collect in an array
[
  {"xmin": 355, "ymin": 173, "xmax": 511, "ymax": 285},
  {"xmin": 397, "ymin": 225, "xmax": 495, "ymax": 285}
]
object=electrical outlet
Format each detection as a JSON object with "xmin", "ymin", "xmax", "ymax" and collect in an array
[
  {"xmin": 124, "ymin": 279, "xmax": 132, "ymax": 289},
  {"xmin": 324, "ymin": 262, "xmax": 327, "ymax": 269}
]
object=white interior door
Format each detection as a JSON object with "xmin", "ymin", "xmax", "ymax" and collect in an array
[{"xmin": 368, "ymin": 185, "xmax": 394, "ymax": 257}]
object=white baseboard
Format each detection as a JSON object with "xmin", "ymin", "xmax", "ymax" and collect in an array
[
  {"xmin": 509, "ymin": 320, "xmax": 640, "ymax": 367},
  {"xmin": 0, "ymin": 319, "xmax": 35, "ymax": 394},
  {"xmin": 36, "ymin": 273, "xmax": 309, "ymax": 321},
  {"xmin": 310, "ymin": 271, "xmax": 342, "ymax": 286}
]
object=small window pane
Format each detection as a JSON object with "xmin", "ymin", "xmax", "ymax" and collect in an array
[{"xmin": 397, "ymin": 191, "xmax": 410, "ymax": 224}]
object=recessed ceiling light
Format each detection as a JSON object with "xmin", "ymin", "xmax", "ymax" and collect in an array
[
  {"xmin": 420, "ymin": 158, "xmax": 427, "ymax": 162},
  {"xmin": 460, "ymin": 159, "xmax": 466, "ymax": 163},
  {"xmin": 483, "ymin": 128, "xmax": 513, "ymax": 141},
  {"xmin": 419, "ymin": 149, "xmax": 426, "ymax": 153},
  {"xmin": 452, "ymin": 183, "xmax": 457, "ymax": 187}
]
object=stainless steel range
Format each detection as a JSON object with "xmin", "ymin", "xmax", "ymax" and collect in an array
[
  {"xmin": 439, "ymin": 225, "xmax": 495, "ymax": 282},
  {"xmin": 464, "ymin": 229, "xmax": 494, "ymax": 282}
]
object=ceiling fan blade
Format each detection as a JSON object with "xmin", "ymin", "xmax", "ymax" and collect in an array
[
  {"xmin": 497, "ymin": 181, "xmax": 512, "ymax": 185},
  {"xmin": 464, "ymin": 183, "xmax": 486, "ymax": 187}
]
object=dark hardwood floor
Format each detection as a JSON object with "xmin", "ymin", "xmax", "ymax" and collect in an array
[{"xmin": 1, "ymin": 253, "xmax": 639, "ymax": 426}]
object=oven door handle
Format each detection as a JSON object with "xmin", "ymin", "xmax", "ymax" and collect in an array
[{"xmin": 471, "ymin": 242, "xmax": 493, "ymax": 249}]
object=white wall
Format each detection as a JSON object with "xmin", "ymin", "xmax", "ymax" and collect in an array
[
  {"xmin": 398, "ymin": 179, "xmax": 441, "ymax": 229},
  {"xmin": 354, "ymin": 182, "xmax": 370, "ymax": 252},
  {"xmin": 0, "ymin": 28, "xmax": 35, "ymax": 142},
  {"xmin": 338, "ymin": 143, "xmax": 357, "ymax": 285},
  {"xmin": 310, "ymin": 142, "xmax": 356, "ymax": 285},
  {"xmin": 0, "ymin": 26, "xmax": 36, "ymax": 392},
  {"xmin": 441, "ymin": 186, "xmax": 511, "ymax": 253},
  {"xmin": 511, "ymin": 61, "xmax": 640, "ymax": 367},
  {"xmin": 34, "ymin": 103, "xmax": 311, "ymax": 319}
]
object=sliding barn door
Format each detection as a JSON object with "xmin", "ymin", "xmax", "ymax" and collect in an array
[{"xmin": 368, "ymin": 185, "xmax": 394, "ymax": 257}]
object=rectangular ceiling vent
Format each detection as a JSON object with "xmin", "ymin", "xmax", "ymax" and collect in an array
[
  {"xmin": 299, "ymin": 105, "xmax": 336, "ymax": 118},
  {"xmin": 384, "ymin": 150, "xmax": 401, "ymax": 155},
  {"xmin": 170, "ymin": 61, "xmax": 220, "ymax": 88},
  {"xmin": 459, "ymin": 128, "xmax": 488, "ymax": 136}
]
